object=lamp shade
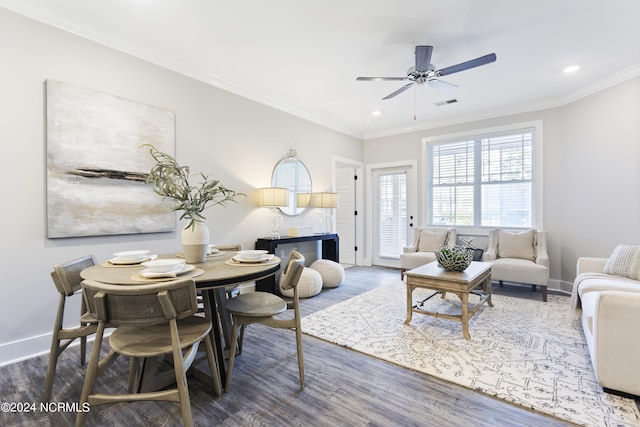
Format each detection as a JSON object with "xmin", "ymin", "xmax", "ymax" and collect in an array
[
  {"xmin": 296, "ymin": 192, "xmax": 312, "ymax": 208},
  {"xmin": 314, "ymin": 192, "xmax": 339, "ymax": 208},
  {"xmin": 257, "ymin": 187, "xmax": 289, "ymax": 207}
]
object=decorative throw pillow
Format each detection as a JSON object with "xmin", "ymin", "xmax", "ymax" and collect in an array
[
  {"xmin": 603, "ymin": 245, "xmax": 640, "ymax": 280},
  {"xmin": 497, "ymin": 229, "xmax": 535, "ymax": 261},
  {"xmin": 417, "ymin": 229, "xmax": 448, "ymax": 252}
]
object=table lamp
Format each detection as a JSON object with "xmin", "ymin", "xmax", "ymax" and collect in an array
[
  {"xmin": 257, "ymin": 187, "xmax": 289, "ymax": 239},
  {"xmin": 314, "ymin": 192, "xmax": 339, "ymax": 234},
  {"xmin": 296, "ymin": 192, "xmax": 312, "ymax": 209}
]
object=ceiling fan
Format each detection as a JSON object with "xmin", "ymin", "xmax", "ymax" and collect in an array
[{"xmin": 357, "ymin": 45, "xmax": 497, "ymax": 100}]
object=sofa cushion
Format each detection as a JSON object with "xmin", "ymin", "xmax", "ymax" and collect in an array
[
  {"xmin": 400, "ymin": 251, "xmax": 438, "ymax": 271},
  {"xmin": 577, "ymin": 273, "xmax": 640, "ymax": 299},
  {"xmin": 497, "ymin": 230, "xmax": 535, "ymax": 261},
  {"xmin": 603, "ymin": 244, "xmax": 640, "ymax": 280},
  {"xmin": 489, "ymin": 258, "xmax": 548, "ymax": 286},
  {"xmin": 417, "ymin": 229, "xmax": 448, "ymax": 252}
]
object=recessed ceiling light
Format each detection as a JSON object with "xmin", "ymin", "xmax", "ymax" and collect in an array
[
  {"xmin": 563, "ymin": 65, "xmax": 581, "ymax": 74},
  {"xmin": 371, "ymin": 110, "xmax": 382, "ymax": 116}
]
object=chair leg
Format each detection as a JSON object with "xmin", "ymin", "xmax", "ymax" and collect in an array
[
  {"xmin": 170, "ymin": 329, "xmax": 194, "ymax": 427},
  {"xmin": 400, "ymin": 268, "xmax": 405, "ymax": 279},
  {"xmin": 237, "ymin": 325, "xmax": 245, "ymax": 354},
  {"xmin": 44, "ymin": 294, "xmax": 66, "ymax": 403},
  {"xmin": 202, "ymin": 334, "xmax": 222, "ymax": 396},
  {"xmin": 76, "ymin": 324, "xmax": 105, "ymax": 427},
  {"xmin": 294, "ymin": 326, "xmax": 305, "ymax": 389},
  {"xmin": 80, "ymin": 335, "xmax": 87, "ymax": 366},
  {"xmin": 541, "ymin": 285, "xmax": 548, "ymax": 302},
  {"xmin": 127, "ymin": 357, "xmax": 141, "ymax": 394},
  {"xmin": 80, "ymin": 298, "xmax": 89, "ymax": 365},
  {"xmin": 43, "ymin": 341, "xmax": 60, "ymax": 403},
  {"xmin": 225, "ymin": 321, "xmax": 240, "ymax": 392}
]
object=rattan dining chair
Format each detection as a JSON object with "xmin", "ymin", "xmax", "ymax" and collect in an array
[
  {"xmin": 224, "ymin": 250, "xmax": 306, "ymax": 391},
  {"xmin": 76, "ymin": 278, "xmax": 220, "ymax": 427},
  {"xmin": 43, "ymin": 255, "xmax": 99, "ymax": 402}
]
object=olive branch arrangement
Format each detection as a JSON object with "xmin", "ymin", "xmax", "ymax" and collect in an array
[{"xmin": 143, "ymin": 144, "xmax": 244, "ymax": 229}]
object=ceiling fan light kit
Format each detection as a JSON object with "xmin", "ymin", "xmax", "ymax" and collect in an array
[{"xmin": 357, "ymin": 45, "xmax": 497, "ymax": 100}]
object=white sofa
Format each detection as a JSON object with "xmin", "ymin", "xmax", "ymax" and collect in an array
[
  {"xmin": 483, "ymin": 229, "xmax": 549, "ymax": 301},
  {"xmin": 572, "ymin": 255, "xmax": 640, "ymax": 396},
  {"xmin": 400, "ymin": 227, "xmax": 456, "ymax": 278}
]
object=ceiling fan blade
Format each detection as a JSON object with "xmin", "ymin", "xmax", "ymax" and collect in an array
[
  {"xmin": 428, "ymin": 79, "xmax": 458, "ymax": 90},
  {"xmin": 437, "ymin": 53, "xmax": 497, "ymax": 77},
  {"xmin": 415, "ymin": 45, "xmax": 433, "ymax": 73},
  {"xmin": 356, "ymin": 76, "xmax": 408, "ymax": 81},
  {"xmin": 382, "ymin": 83, "xmax": 413, "ymax": 100}
]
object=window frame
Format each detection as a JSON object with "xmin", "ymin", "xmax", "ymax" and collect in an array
[{"xmin": 421, "ymin": 120, "xmax": 543, "ymax": 233}]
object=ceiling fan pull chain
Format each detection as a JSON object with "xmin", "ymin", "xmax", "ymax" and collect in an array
[{"xmin": 413, "ymin": 84, "xmax": 417, "ymax": 121}]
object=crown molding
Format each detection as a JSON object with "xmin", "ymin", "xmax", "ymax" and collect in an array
[
  {"xmin": 0, "ymin": 2, "xmax": 364, "ymax": 139},
  {"xmin": 2, "ymin": 2, "xmax": 638, "ymax": 142}
]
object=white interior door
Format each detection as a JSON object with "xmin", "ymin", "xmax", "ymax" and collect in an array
[
  {"xmin": 372, "ymin": 166, "xmax": 415, "ymax": 268},
  {"xmin": 335, "ymin": 166, "xmax": 356, "ymax": 265}
]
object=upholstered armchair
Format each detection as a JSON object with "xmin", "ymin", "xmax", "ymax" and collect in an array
[
  {"xmin": 483, "ymin": 229, "xmax": 549, "ymax": 301},
  {"xmin": 400, "ymin": 227, "xmax": 457, "ymax": 278}
]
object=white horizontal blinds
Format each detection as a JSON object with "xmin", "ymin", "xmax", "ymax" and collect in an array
[
  {"xmin": 378, "ymin": 171, "xmax": 407, "ymax": 258},
  {"xmin": 428, "ymin": 127, "xmax": 535, "ymax": 228},
  {"xmin": 481, "ymin": 130, "xmax": 534, "ymax": 227},
  {"xmin": 429, "ymin": 140, "xmax": 475, "ymax": 226}
]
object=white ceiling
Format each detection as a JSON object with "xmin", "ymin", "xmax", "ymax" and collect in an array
[{"xmin": 2, "ymin": 0, "xmax": 639, "ymax": 139}]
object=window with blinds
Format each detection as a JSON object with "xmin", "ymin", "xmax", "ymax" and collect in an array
[{"xmin": 427, "ymin": 128, "xmax": 535, "ymax": 228}]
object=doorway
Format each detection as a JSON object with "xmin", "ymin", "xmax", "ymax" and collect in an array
[
  {"xmin": 367, "ymin": 161, "xmax": 417, "ymax": 268},
  {"xmin": 333, "ymin": 156, "xmax": 363, "ymax": 266}
]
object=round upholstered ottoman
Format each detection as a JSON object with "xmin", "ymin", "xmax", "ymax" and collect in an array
[
  {"xmin": 310, "ymin": 259, "xmax": 345, "ymax": 288},
  {"xmin": 279, "ymin": 267, "xmax": 322, "ymax": 298}
]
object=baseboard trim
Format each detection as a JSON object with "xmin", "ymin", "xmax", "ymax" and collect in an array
[{"xmin": 0, "ymin": 329, "xmax": 110, "ymax": 367}]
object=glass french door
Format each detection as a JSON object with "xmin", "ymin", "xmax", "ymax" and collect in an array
[{"xmin": 373, "ymin": 168, "xmax": 411, "ymax": 267}]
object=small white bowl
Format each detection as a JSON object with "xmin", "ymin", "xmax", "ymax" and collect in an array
[
  {"xmin": 113, "ymin": 250, "xmax": 150, "ymax": 261},
  {"xmin": 208, "ymin": 245, "xmax": 219, "ymax": 254},
  {"xmin": 141, "ymin": 259, "xmax": 185, "ymax": 273},
  {"xmin": 236, "ymin": 250, "xmax": 268, "ymax": 260}
]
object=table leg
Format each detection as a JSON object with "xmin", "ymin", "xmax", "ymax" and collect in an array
[
  {"xmin": 405, "ymin": 283, "xmax": 414, "ymax": 324},
  {"xmin": 202, "ymin": 290, "xmax": 226, "ymax": 387},
  {"xmin": 461, "ymin": 291, "xmax": 471, "ymax": 340},
  {"xmin": 485, "ymin": 275, "xmax": 493, "ymax": 307},
  {"xmin": 214, "ymin": 287, "xmax": 234, "ymax": 349}
]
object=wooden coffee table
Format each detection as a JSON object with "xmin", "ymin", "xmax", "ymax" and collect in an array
[{"xmin": 404, "ymin": 261, "xmax": 493, "ymax": 339}]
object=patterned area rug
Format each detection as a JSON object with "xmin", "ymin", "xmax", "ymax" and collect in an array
[{"xmin": 301, "ymin": 281, "xmax": 640, "ymax": 427}]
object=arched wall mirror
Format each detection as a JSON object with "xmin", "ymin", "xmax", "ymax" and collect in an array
[{"xmin": 272, "ymin": 150, "xmax": 312, "ymax": 216}]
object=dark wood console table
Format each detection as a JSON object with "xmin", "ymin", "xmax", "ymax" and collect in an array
[{"xmin": 255, "ymin": 234, "xmax": 339, "ymax": 293}]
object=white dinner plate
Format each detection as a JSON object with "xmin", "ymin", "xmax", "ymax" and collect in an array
[
  {"xmin": 141, "ymin": 264, "xmax": 195, "ymax": 278},
  {"xmin": 231, "ymin": 254, "xmax": 274, "ymax": 264},
  {"xmin": 108, "ymin": 254, "xmax": 157, "ymax": 265}
]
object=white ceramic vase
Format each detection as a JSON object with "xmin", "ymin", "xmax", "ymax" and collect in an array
[{"xmin": 181, "ymin": 220, "xmax": 209, "ymax": 263}]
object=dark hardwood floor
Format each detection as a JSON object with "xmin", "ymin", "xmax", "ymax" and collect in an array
[{"xmin": 2, "ymin": 266, "xmax": 631, "ymax": 426}]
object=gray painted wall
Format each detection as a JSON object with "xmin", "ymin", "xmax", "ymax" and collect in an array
[{"xmin": 0, "ymin": 8, "xmax": 361, "ymax": 363}]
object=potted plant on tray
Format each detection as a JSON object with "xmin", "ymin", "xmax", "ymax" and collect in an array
[{"xmin": 144, "ymin": 144, "xmax": 243, "ymax": 263}]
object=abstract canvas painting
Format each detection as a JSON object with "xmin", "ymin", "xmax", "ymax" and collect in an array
[{"xmin": 46, "ymin": 80, "xmax": 175, "ymax": 238}]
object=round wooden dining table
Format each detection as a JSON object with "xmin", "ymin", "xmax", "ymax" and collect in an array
[{"xmin": 80, "ymin": 251, "xmax": 281, "ymax": 393}]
